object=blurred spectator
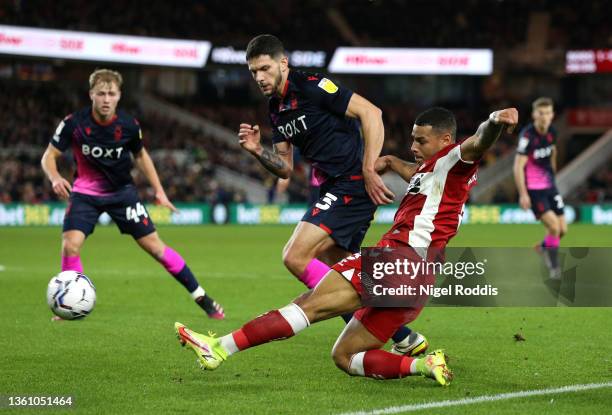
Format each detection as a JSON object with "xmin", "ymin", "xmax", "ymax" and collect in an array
[{"xmin": 568, "ymin": 163, "xmax": 612, "ymax": 204}]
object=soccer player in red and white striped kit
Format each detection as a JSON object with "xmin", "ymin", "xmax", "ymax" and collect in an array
[{"xmin": 176, "ymin": 107, "xmax": 518, "ymax": 385}]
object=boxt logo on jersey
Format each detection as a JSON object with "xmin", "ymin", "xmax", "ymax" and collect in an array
[
  {"xmin": 277, "ymin": 115, "xmax": 307, "ymax": 140},
  {"xmin": 533, "ymin": 145, "xmax": 553, "ymax": 159},
  {"xmin": 81, "ymin": 144, "xmax": 124, "ymax": 159}
]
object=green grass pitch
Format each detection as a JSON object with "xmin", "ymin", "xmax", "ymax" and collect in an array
[{"xmin": 0, "ymin": 224, "xmax": 611, "ymax": 414}]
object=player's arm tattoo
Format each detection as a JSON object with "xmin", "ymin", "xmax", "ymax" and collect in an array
[
  {"xmin": 473, "ymin": 119, "xmax": 505, "ymax": 153},
  {"xmin": 256, "ymin": 147, "xmax": 290, "ymax": 178}
]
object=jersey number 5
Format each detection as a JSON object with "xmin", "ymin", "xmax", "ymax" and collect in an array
[{"xmin": 315, "ymin": 193, "xmax": 338, "ymax": 210}]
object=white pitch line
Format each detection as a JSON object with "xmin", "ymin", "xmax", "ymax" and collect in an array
[{"xmin": 337, "ymin": 382, "xmax": 612, "ymax": 415}]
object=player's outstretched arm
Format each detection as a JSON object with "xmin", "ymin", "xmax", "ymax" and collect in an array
[
  {"xmin": 375, "ymin": 155, "xmax": 418, "ymax": 183},
  {"xmin": 133, "ymin": 148, "xmax": 178, "ymax": 212},
  {"xmin": 513, "ymin": 154, "xmax": 531, "ymax": 209},
  {"xmin": 238, "ymin": 123, "xmax": 293, "ymax": 179},
  {"xmin": 345, "ymin": 94, "xmax": 395, "ymax": 204},
  {"xmin": 41, "ymin": 143, "xmax": 72, "ymax": 199},
  {"xmin": 460, "ymin": 108, "xmax": 519, "ymax": 162}
]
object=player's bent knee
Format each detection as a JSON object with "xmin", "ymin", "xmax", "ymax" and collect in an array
[
  {"xmin": 282, "ymin": 240, "xmax": 292, "ymax": 259},
  {"xmin": 282, "ymin": 249, "xmax": 307, "ymax": 275},
  {"xmin": 62, "ymin": 238, "xmax": 82, "ymax": 256},
  {"xmin": 330, "ymin": 345, "xmax": 351, "ymax": 373}
]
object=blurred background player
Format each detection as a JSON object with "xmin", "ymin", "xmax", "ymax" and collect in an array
[
  {"xmin": 513, "ymin": 97, "xmax": 567, "ymax": 278},
  {"xmin": 41, "ymin": 69, "xmax": 225, "ymax": 319},
  {"xmin": 237, "ymin": 34, "xmax": 425, "ymax": 355},
  {"xmin": 175, "ymin": 106, "xmax": 518, "ymax": 384}
]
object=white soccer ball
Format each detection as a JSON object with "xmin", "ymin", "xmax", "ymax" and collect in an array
[{"xmin": 47, "ymin": 271, "xmax": 96, "ymax": 320}]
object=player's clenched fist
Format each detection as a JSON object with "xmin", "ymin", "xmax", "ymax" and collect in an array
[
  {"xmin": 238, "ymin": 123, "xmax": 263, "ymax": 156},
  {"xmin": 489, "ymin": 108, "xmax": 519, "ymax": 133},
  {"xmin": 374, "ymin": 155, "xmax": 394, "ymax": 174},
  {"xmin": 51, "ymin": 176, "xmax": 72, "ymax": 200}
]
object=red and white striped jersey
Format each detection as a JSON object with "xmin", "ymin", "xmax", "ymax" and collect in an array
[{"xmin": 381, "ymin": 143, "xmax": 479, "ymax": 250}]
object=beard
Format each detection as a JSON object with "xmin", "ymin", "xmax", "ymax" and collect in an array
[{"xmin": 263, "ymin": 70, "xmax": 283, "ymax": 97}]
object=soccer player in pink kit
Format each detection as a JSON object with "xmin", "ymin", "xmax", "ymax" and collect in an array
[
  {"xmin": 41, "ymin": 69, "xmax": 224, "ymax": 319},
  {"xmin": 175, "ymin": 107, "xmax": 518, "ymax": 385},
  {"xmin": 513, "ymin": 97, "xmax": 567, "ymax": 278}
]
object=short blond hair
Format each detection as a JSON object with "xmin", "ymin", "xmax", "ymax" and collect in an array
[
  {"xmin": 532, "ymin": 97, "xmax": 553, "ymax": 111},
  {"xmin": 89, "ymin": 69, "xmax": 123, "ymax": 90}
]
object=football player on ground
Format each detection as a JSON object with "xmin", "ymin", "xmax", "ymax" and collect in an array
[
  {"xmin": 237, "ymin": 34, "xmax": 425, "ymax": 356},
  {"xmin": 41, "ymin": 69, "xmax": 224, "ymax": 319},
  {"xmin": 513, "ymin": 97, "xmax": 567, "ymax": 278},
  {"xmin": 175, "ymin": 107, "xmax": 518, "ymax": 385}
]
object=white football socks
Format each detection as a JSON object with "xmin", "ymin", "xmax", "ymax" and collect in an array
[
  {"xmin": 190, "ymin": 286, "xmax": 205, "ymax": 300},
  {"xmin": 348, "ymin": 352, "xmax": 366, "ymax": 376},
  {"xmin": 219, "ymin": 334, "xmax": 239, "ymax": 356},
  {"xmin": 278, "ymin": 303, "xmax": 310, "ymax": 333}
]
